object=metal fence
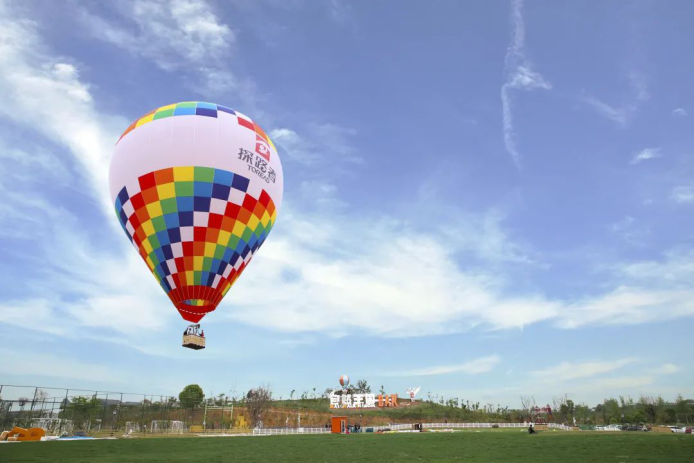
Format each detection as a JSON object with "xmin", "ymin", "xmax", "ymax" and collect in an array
[
  {"xmin": 253, "ymin": 427, "xmax": 331, "ymax": 435},
  {"xmin": 0, "ymin": 384, "xmax": 236, "ymax": 435},
  {"xmin": 252, "ymin": 422, "xmax": 574, "ymax": 435}
]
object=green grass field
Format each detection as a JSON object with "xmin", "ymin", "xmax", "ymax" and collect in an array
[{"xmin": 1, "ymin": 430, "xmax": 692, "ymax": 462}]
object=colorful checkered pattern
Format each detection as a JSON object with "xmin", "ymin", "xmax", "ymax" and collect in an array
[
  {"xmin": 117, "ymin": 101, "xmax": 275, "ymax": 152},
  {"xmin": 114, "ymin": 166, "xmax": 277, "ymax": 322}
]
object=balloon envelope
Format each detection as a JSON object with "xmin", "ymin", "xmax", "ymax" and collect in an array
[
  {"xmin": 339, "ymin": 375, "xmax": 349, "ymax": 387},
  {"xmin": 109, "ymin": 102, "xmax": 283, "ymax": 323}
]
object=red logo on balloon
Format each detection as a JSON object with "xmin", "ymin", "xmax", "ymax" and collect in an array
[{"xmin": 256, "ymin": 136, "xmax": 271, "ymax": 162}]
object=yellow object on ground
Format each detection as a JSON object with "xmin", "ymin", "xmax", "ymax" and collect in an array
[{"xmin": 3, "ymin": 427, "xmax": 46, "ymax": 441}]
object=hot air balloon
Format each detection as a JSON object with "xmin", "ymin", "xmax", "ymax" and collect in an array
[
  {"xmin": 339, "ymin": 375, "xmax": 349, "ymax": 388},
  {"xmin": 109, "ymin": 102, "xmax": 283, "ymax": 349}
]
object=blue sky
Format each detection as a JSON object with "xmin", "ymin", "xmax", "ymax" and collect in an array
[{"xmin": 0, "ymin": 0, "xmax": 693, "ymax": 407}]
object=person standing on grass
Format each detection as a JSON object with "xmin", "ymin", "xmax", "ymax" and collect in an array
[{"xmin": 528, "ymin": 423, "xmax": 536, "ymax": 434}]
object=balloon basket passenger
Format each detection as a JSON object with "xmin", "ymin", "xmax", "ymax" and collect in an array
[{"xmin": 182, "ymin": 324, "xmax": 205, "ymax": 350}]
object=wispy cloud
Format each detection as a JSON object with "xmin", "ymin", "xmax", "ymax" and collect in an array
[
  {"xmin": 501, "ymin": 0, "xmax": 551, "ymax": 168},
  {"xmin": 583, "ymin": 72, "xmax": 649, "ymax": 127},
  {"xmin": 270, "ymin": 123, "xmax": 361, "ymax": 167},
  {"xmin": 328, "ymin": 0, "xmax": 354, "ymax": 26},
  {"xmin": 672, "ymin": 108, "xmax": 688, "ymax": 117},
  {"xmin": 384, "ymin": 355, "xmax": 501, "ymax": 377},
  {"xmin": 80, "ymin": 0, "xmax": 233, "ymax": 71},
  {"xmin": 0, "ymin": 348, "xmax": 122, "ymax": 383},
  {"xmin": 609, "ymin": 215, "xmax": 651, "ymax": 246},
  {"xmin": 657, "ymin": 363, "xmax": 681, "ymax": 374},
  {"xmin": 583, "ymin": 97, "xmax": 633, "ymax": 127},
  {"xmin": 0, "ymin": 6, "xmax": 123, "ymax": 211},
  {"xmin": 670, "ymin": 185, "xmax": 694, "ymax": 204},
  {"xmin": 560, "ymin": 287, "xmax": 694, "ymax": 329},
  {"xmin": 79, "ymin": 0, "xmax": 238, "ymax": 96},
  {"xmin": 628, "ymin": 71, "xmax": 649, "ymax": 102},
  {"xmin": 442, "ymin": 210, "xmax": 537, "ymax": 265},
  {"xmin": 0, "ymin": 3, "xmax": 181, "ymax": 341},
  {"xmin": 530, "ymin": 358, "xmax": 637, "ymax": 381},
  {"xmin": 299, "ymin": 180, "xmax": 342, "ymax": 207},
  {"xmin": 630, "ymin": 147, "xmax": 662, "ymax": 165},
  {"xmin": 609, "ymin": 215, "xmax": 649, "ymax": 246},
  {"xmin": 224, "ymin": 206, "xmax": 563, "ymax": 337},
  {"xmin": 575, "ymin": 375, "xmax": 655, "ymax": 392}
]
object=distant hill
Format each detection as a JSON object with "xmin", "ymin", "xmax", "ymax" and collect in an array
[{"xmin": 268, "ymin": 399, "xmax": 520, "ymax": 424}]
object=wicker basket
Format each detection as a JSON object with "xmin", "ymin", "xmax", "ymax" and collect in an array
[{"xmin": 182, "ymin": 334, "xmax": 205, "ymax": 350}]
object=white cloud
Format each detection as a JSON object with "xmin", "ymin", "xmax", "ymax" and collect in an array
[
  {"xmin": 270, "ymin": 123, "xmax": 361, "ymax": 167},
  {"xmin": 384, "ymin": 355, "xmax": 501, "ymax": 377},
  {"xmin": 610, "ymin": 215, "xmax": 635, "ymax": 233},
  {"xmin": 299, "ymin": 180, "xmax": 342, "ymax": 207},
  {"xmin": 0, "ymin": 348, "xmax": 121, "ymax": 383},
  {"xmin": 81, "ymin": 0, "xmax": 233, "ymax": 71},
  {"xmin": 0, "ymin": 138, "xmax": 70, "ymax": 186},
  {"xmin": 581, "ymin": 375, "xmax": 655, "ymax": 391},
  {"xmin": 657, "ymin": 363, "xmax": 681, "ymax": 375},
  {"xmin": 0, "ymin": 7, "xmax": 124, "ymax": 211},
  {"xmin": 629, "ymin": 71, "xmax": 649, "ymax": 102},
  {"xmin": 224, "ymin": 207, "xmax": 561, "ymax": 337},
  {"xmin": 617, "ymin": 248, "xmax": 694, "ymax": 282},
  {"xmin": 609, "ymin": 216, "xmax": 649, "ymax": 246},
  {"xmin": 0, "ymin": 299, "xmax": 70, "ymax": 337},
  {"xmin": 670, "ymin": 185, "xmax": 694, "ymax": 204},
  {"xmin": 329, "ymin": 0, "xmax": 353, "ymax": 25},
  {"xmin": 442, "ymin": 211, "xmax": 536, "ymax": 265},
  {"xmin": 583, "ymin": 96, "xmax": 632, "ymax": 127},
  {"xmin": 560, "ymin": 287, "xmax": 694, "ymax": 328},
  {"xmin": 530, "ymin": 358, "xmax": 637, "ymax": 381},
  {"xmin": 0, "ymin": 203, "xmax": 172, "ymax": 338},
  {"xmin": 630, "ymin": 147, "xmax": 662, "ymax": 165},
  {"xmin": 501, "ymin": 0, "xmax": 552, "ymax": 167},
  {"xmin": 672, "ymin": 108, "xmax": 688, "ymax": 117},
  {"xmin": 79, "ymin": 0, "xmax": 237, "ymax": 96},
  {"xmin": 583, "ymin": 72, "xmax": 649, "ymax": 127},
  {"xmin": 0, "ymin": 3, "xmax": 176, "ymax": 341},
  {"xmin": 555, "ymin": 249, "xmax": 694, "ymax": 328}
]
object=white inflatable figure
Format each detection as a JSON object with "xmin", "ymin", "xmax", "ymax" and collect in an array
[{"xmin": 406, "ymin": 387, "xmax": 421, "ymax": 402}]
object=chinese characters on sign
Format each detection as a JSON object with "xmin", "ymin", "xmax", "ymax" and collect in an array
[
  {"xmin": 329, "ymin": 391, "xmax": 399, "ymax": 409},
  {"xmin": 238, "ymin": 148, "xmax": 276, "ymax": 184}
]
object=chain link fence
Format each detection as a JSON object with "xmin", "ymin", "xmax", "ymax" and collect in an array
[{"xmin": 0, "ymin": 385, "xmax": 238, "ymax": 436}]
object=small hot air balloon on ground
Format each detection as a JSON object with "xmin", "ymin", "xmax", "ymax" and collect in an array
[
  {"xmin": 339, "ymin": 375, "xmax": 349, "ymax": 388},
  {"xmin": 109, "ymin": 102, "xmax": 283, "ymax": 349}
]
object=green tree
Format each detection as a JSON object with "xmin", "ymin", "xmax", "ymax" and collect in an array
[
  {"xmin": 70, "ymin": 396, "xmax": 100, "ymax": 415},
  {"xmin": 179, "ymin": 384, "xmax": 204, "ymax": 409},
  {"xmin": 638, "ymin": 396, "xmax": 657, "ymax": 423},
  {"xmin": 632, "ymin": 410, "xmax": 647, "ymax": 423},
  {"xmin": 663, "ymin": 408, "xmax": 677, "ymax": 424},
  {"xmin": 356, "ymin": 380, "xmax": 371, "ymax": 394},
  {"xmin": 574, "ymin": 403, "xmax": 591, "ymax": 424}
]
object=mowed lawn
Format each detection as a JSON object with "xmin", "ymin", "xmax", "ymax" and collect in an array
[{"xmin": 1, "ymin": 430, "xmax": 693, "ymax": 463}]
